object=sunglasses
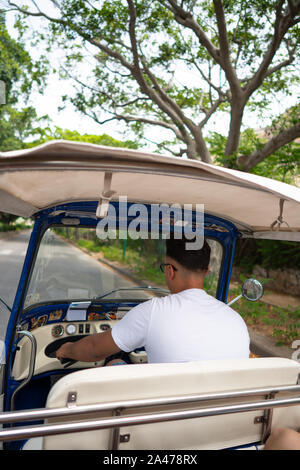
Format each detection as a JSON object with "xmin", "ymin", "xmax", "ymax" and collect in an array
[{"xmin": 159, "ymin": 263, "xmax": 178, "ymax": 273}]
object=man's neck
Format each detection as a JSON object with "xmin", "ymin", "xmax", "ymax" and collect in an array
[{"xmin": 171, "ymin": 279, "xmax": 205, "ymax": 294}]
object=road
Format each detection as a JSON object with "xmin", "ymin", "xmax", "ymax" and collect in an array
[
  {"xmin": 0, "ymin": 229, "xmax": 150, "ymax": 341},
  {"xmin": 0, "ymin": 230, "xmax": 29, "ymax": 338}
]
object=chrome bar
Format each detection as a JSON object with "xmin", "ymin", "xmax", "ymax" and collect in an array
[
  {"xmin": 110, "ymin": 409, "xmax": 121, "ymax": 451},
  {"xmin": 1, "ymin": 383, "xmax": 300, "ymax": 425},
  {"xmin": 0, "ymin": 395, "xmax": 300, "ymax": 442},
  {"xmin": 261, "ymin": 392, "xmax": 276, "ymax": 443}
]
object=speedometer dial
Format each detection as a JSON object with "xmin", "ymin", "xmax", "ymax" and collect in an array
[{"xmin": 51, "ymin": 325, "xmax": 64, "ymax": 338}]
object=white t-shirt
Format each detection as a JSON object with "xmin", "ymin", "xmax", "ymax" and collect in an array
[{"xmin": 111, "ymin": 288, "xmax": 250, "ymax": 363}]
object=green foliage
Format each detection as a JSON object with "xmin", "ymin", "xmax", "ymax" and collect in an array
[
  {"xmin": 256, "ymin": 240, "xmax": 300, "ymax": 270},
  {"xmin": 26, "ymin": 127, "xmax": 138, "ymax": 149},
  {"xmin": 9, "ymin": 0, "xmax": 299, "ymax": 166},
  {"xmin": 229, "ymin": 288, "xmax": 300, "ymax": 346},
  {"xmin": 208, "ymin": 124, "xmax": 300, "ymax": 183},
  {"xmin": 0, "ymin": 106, "xmax": 48, "ymax": 151},
  {"xmin": 0, "ymin": 219, "xmax": 30, "ymax": 232},
  {"xmin": 0, "ymin": 18, "xmax": 49, "ymax": 151},
  {"xmin": 233, "ymin": 238, "xmax": 300, "ymax": 272}
]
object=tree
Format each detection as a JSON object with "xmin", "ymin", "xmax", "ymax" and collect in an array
[
  {"xmin": 208, "ymin": 105, "xmax": 300, "ymax": 182},
  {"xmin": 26, "ymin": 126, "xmax": 138, "ymax": 149},
  {"xmin": 0, "ymin": 15, "xmax": 51, "ymax": 225},
  {"xmin": 3, "ymin": 0, "xmax": 300, "ymax": 168},
  {"xmin": 0, "ymin": 14, "xmax": 49, "ymax": 150}
]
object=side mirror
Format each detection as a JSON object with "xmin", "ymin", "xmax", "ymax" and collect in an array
[
  {"xmin": 227, "ymin": 278, "xmax": 264, "ymax": 306},
  {"xmin": 241, "ymin": 278, "xmax": 264, "ymax": 302}
]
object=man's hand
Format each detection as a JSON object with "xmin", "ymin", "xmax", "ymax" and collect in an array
[
  {"xmin": 55, "ymin": 331, "xmax": 121, "ymax": 363},
  {"xmin": 56, "ymin": 342, "xmax": 74, "ymax": 361}
]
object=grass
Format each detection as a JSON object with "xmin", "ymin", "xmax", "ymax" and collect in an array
[
  {"xmin": 228, "ymin": 285, "xmax": 300, "ymax": 346},
  {"xmin": 76, "ymin": 238, "xmax": 166, "ymax": 286}
]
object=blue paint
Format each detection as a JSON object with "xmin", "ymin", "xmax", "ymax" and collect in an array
[{"xmin": 3, "ymin": 200, "xmax": 240, "ymax": 415}]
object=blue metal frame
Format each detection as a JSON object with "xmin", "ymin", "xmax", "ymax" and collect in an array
[{"xmin": 3, "ymin": 201, "xmax": 240, "ymax": 412}]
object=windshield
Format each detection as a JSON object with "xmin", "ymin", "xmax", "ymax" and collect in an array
[{"xmin": 24, "ymin": 227, "xmax": 223, "ymax": 309}]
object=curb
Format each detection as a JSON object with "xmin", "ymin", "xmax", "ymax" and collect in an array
[{"xmin": 249, "ymin": 327, "xmax": 293, "ymax": 359}]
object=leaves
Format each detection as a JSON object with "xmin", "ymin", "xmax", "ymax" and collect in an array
[
  {"xmin": 0, "ymin": 18, "xmax": 51, "ymax": 151},
  {"xmin": 3, "ymin": 0, "xmax": 300, "ymax": 167}
]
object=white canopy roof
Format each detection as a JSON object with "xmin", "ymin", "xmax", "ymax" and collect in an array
[{"xmin": 0, "ymin": 140, "xmax": 300, "ymax": 241}]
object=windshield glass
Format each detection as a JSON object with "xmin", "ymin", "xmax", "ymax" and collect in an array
[
  {"xmin": 0, "ymin": 229, "xmax": 31, "ymax": 344},
  {"xmin": 24, "ymin": 227, "xmax": 223, "ymax": 309}
]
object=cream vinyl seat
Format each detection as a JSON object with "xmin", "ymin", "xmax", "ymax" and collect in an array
[{"xmin": 23, "ymin": 358, "xmax": 300, "ymax": 450}]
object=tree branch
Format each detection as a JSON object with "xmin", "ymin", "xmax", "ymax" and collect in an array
[
  {"xmin": 80, "ymin": 104, "xmax": 186, "ymax": 141},
  {"xmin": 9, "ymin": 1, "xmax": 136, "ymax": 72},
  {"xmin": 166, "ymin": 0, "xmax": 221, "ymax": 64},
  {"xmin": 198, "ymin": 96, "xmax": 226, "ymax": 128},
  {"xmin": 245, "ymin": 0, "xmax": 298, "ymax": 97},
  {"xmin": 113, "ymin": 113, "xmax": 185, "ymax": 140},
  {"xmin": 238, "ymin": 122, "xmax": 300, "ymax": 170},
  {"xmin": 212, "ymin": 0, "xmax": 241, "ymax": 94},
  {"xmin": 187, "ymin": 57, "xmax": 227, "ymax": 98},
  {"xmin": 118, "ymin": 1, "xmax": 192, "ymax": 145}
]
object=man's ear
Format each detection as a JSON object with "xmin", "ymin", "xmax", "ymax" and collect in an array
[{"xmin": 169, "ymin": 264, "xmax": 177, "ymax": 280}]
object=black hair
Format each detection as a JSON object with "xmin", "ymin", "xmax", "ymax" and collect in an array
[{"xmin": 166, "ymin": 236, "xmax": 211, "ymax": 272}]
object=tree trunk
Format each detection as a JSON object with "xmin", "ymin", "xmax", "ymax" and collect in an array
[
  {"xmin": 188, "ymin": 128, "xmax": 213, "ymax": 163},
  {"xmin": 224, "ymin": 98, "xmax": 246, "ymax": 162},
  {"xmin": 195, "ymin": 136, "xmax": 213, "ymax": 164}
]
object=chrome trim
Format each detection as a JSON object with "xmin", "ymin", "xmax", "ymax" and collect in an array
[
  {"xmin": 1, "ymin": 384, "xmax": 299, "ymax": 424},
  {"xmin": 0, "ymin": 395, "xmax": 299, "ymax": 442},
  {"xmin": 261, "ymin": 392, "xmax": 276, "ymax": 443},
  {"xmin": 0, "ymin": 384, "xmax": 299, "ymax": 443}
]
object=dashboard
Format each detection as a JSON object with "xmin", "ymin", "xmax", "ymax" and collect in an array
[{"xmin": 12, "ymin": 303, "xmax": 148, "ymax": 381}]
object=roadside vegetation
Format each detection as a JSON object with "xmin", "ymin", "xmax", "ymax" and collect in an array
[
  {"xmin": 231, "ymin": 238, "xmax": 300, "ymax": 346},
  {"xmin": 0, "ymin": 217, "xmax": 32, "ymax": 232},
  {"xmin": 228, "ymin": 283, "xmax": 300, "ymax": 347},
  {"xmin": 54, "ymin": 227, "xmax": 299, "ymax": 347}
]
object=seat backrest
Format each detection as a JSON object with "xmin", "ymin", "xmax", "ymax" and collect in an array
[{"xmin": 43, "ymin": 358, "xmax": 300, "ymax": 450}]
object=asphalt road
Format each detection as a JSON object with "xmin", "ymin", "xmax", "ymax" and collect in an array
[
  {"xmin": 0, "ymin": 230, "xmax": 29, "ymax": 338},
  {"xmin": 0, "ymin": 229, "xmax": 150, "ymax": 341}
]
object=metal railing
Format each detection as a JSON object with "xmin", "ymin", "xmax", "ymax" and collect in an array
[{"xmin": 0, "ymin": 383, "xmax": 299, "ymax": 447}]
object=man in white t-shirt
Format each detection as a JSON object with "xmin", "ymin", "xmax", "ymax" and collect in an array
[{"xmin": 56, "ymin": 237, "xmax": 250, "ymax": 364}]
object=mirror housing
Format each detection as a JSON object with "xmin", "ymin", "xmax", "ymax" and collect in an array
[
  {"xmin": 241, "ymin": 278, "xmax": 264, "ymax": 302},
  {"xmin": 227, "ymin": 278, "xmax": 264, "ymax": 306}
]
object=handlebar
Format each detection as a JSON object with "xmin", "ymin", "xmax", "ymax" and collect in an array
[{"xmin": 59, "ymin": 357, "xmax": 77, "ymax": 368}]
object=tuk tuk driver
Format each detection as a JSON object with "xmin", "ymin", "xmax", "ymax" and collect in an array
[{"xmin": 56, "ymin": 237, "xmax": 250, "ymax": 365}]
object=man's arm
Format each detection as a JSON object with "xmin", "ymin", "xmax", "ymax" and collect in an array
[{"xmin": 56, "ymin": 330, "xmax": 121, "ymax": 362}]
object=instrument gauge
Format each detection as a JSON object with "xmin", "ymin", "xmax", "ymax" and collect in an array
[
  {"xmin": 51, "ymin": 324, "xmax": 64, "ymax": 338},
  {"xmin": 66, "ymin": 324, "xmax": 76, "ymax": 335},
  {"xmin": 100, "ymin": 324, "xmax": 111, "ymax": 332}
]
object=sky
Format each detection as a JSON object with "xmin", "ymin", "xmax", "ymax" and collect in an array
[{"xmin": 5, "ymin": 6, "xmax": 133, "ymax": 143}]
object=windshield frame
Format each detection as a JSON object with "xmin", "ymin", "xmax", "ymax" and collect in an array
[
  {"xmin": 21, "ymin": 232, "xmax": 227, "ymax": 313},
  {"xmin": 9, "ymin": 201, "xmax": 239, "ymax": 323}
]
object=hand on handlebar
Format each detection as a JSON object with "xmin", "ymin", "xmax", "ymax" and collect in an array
[{"xmin": 56, "ymin": 342, "xmax": 77, "ymax": 368}]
